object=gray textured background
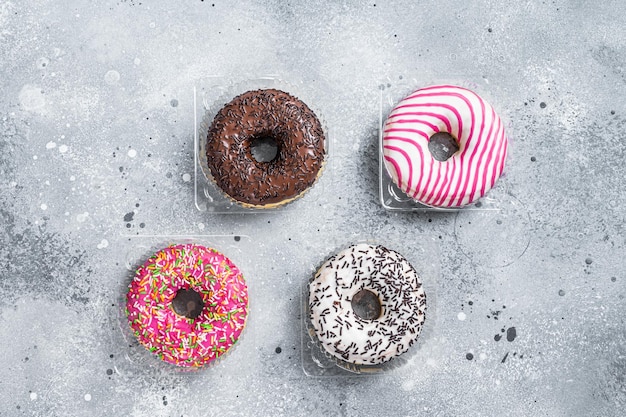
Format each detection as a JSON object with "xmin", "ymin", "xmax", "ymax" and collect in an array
[{"xmin": 1, "ymin": 0, "xmax": 625, "ymax": 416}]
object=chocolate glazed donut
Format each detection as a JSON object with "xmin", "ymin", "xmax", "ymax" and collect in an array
[{"xmin": 205, "ymin": 89, "xmax": 326, "ymax": 208}]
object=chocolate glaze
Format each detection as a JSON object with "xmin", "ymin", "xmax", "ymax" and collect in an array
[{"xmin": 206, "ymin": 89, "xmax": 326, "ymax": 207}]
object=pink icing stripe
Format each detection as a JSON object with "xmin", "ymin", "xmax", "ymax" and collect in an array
[
  {"xmin": 384, "ymin": 125, "xmax": 438, "ymax": 137},
  {"xmin": 440, "ymin": 91, "xmax": 478, "ymax": 207},
  {"xmin": 386, "ymin": 110, "xmax": 453, "ymax": 133},
  {"xmin": 383, "ymin": 145, "xmax": 414, "ymax": 192},
  {"xmin": 422, "ymin": 92, "xmax": 476, "ymax": 207},
  {"xmin": 462, "ymin": 88, "xmax": 500, "ymax": 203},
  {"xmin": 390, "ymin": 103, "xmax": 461, "ymax": 140},
  {"xmin": 431, "ymin": 155, "xmax": 457, "ymax": 207},
  {"xmin": 473, "ymin": 89, "xmax": 507, "ymax": 204},
  {"xmin": 384, "ymin": 135, "xmax": 428, "ymax": 150},
  {"xmin": 384, "ymin": 136, "xmax": 427, "ymax": 195},
  {"xmin": 474, "ymin": 111, "xmax": 498, "ymax": 202},
  {"xmin": 383, "ymin": 125, "xmax": 430, "ymax": 140},
  {"xmin": 385, "ymin": 120, "xmax": 439, "ymax": 132},
  {"xmin": 424, "ymin": 159, "xmax": 447, "ymax": 206},
  {"xmin": 461, "ymin": 93, "xmax": 488, "ymax": 205},
  {"xmin": 414, "ymin": 156, "xmax": 432, "ymax": 201},
  {"xmin": 420, "ymin": 165, "xmax": 438, "ymax": 204},
  {"xmin": 406, "ymin": 92, "xmax": 473, "ymax": 141},
  {"xmin": 474, "ymin": 107, "xmax": 501, "ymax": 201},
  {"xmin": 126, "ymin": 244, "xmax": 248, "ymax": 368},
  {"xmin": 383, "ymin": 154, "xmax": 403, "ymax": 190}
]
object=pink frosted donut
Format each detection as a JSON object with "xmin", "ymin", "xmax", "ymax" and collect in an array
[
  {"xmin": 126, "ymin": 243, "xmax": 248, "ymax": 368},
  {"xmin": 383, "ymin": 85, "xmax": 508, "ymax": 208}
]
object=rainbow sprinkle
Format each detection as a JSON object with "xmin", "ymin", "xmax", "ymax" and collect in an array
[{"xmin": 126, "ymin": 244, "xmax": 249, "ymax": 368}]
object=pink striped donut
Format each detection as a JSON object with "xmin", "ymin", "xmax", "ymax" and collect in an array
[{"xmin": 382, "ymin": 85, "xmax": 508, "ymax": 208}]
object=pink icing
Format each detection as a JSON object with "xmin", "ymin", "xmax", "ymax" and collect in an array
[{"xmin": 126, "ymin": 244, "xmax": 248, "ymax": 368}]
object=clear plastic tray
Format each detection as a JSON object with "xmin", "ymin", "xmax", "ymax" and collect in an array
[
  {"xmin": 301, "ymin": 233, "xmax": 440, "ymax": 377},
  {"xmin": 378, "ymin": 77, "xmax": 512, "ymax": 212},
  {"xmin": 112, "ymin": 234, "xmax": 256, "ymax": 373},
  {"xmin": 193, "ymin": 76, "xmax": 331, "ymax": 213}
]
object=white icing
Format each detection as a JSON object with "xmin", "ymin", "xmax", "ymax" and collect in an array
[{"xmin": 309, "ymin": 243, "xmax": 426, "ymax": 365}]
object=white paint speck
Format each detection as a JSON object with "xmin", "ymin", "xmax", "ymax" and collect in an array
[
  {"xmin": 33, "ymin": 155, "xmax": 38, "ymax": 160},
  {"xmin": 84, "ymin": 393, "xmax": 91, "ymax": 401},
  {"xmin": 97, "ymin": 239, "xmax": 109, "ymax": 249},
  {"xmin": 104, "ymin": 70, "xmax": 120, "ymax": 85},
  {"xmin": 59, "ymin": 144, "xmax": 68, "ymax": 153},
  {"xmin": 182, "ymin": 173, "xmax": 191, "ymax": 182},
  {"xmin": 198, "ymin": 223, "xmax": 205, "ymax": 230},
  {"xmin": 457, "ymin": 312, "xmax": 467, "ymax": 321},
  {"xmin": 40, "ymin": 203, "xmax": 47, "ymax": 210},
  {"xmin": 401, "ymin": 379, "xmax": 415, "ymax": 391},
  {"xmin": 76, "ymin": 212, "xmax": 89, "ymax": 223},
  {"xmin": 30, "ymin": 392, "xmax": 37, "ymax": 400},
  {"xmin": 128, "ymin": 149, "xmax": 137, "ymax": 158},
  {"xmin": 45, "ymin": 141, "xmax": 56, "ymax": 149},
  {"xmin": 69, "ymin": 175, "xmax": 76, "ymax": 181},
  {"xmin": 18, "ymin": 84, "xmax": 45, "ymax": 111}
]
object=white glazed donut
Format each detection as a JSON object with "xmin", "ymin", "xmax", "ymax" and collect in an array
[
  {"xmin": 383, "ymin": 84, "xmax": 508, "ymax": 208},
  {"xmin": 308, "ymin": 243, "xmax": 426, "ymax": 365}
]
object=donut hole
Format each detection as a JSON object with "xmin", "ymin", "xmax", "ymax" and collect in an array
[
  {"xmin": 172, "ymin": 288, "xmax": 205, "ymax": 319},
  {"xmin": 351, "ymin": 289, "xmax": 382, "ymax": 321},
  {"xmin": 250, "ymin": 135, "xmax": 279, "ymax": 163},
  {"xmin": 428, "ymin": 132, "xmax": 460, "ymax": 162}
]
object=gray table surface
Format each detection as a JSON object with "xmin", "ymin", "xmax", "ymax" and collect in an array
[{"xmin": 1, "ymin": 1, "xmax": 625, "ymax": 416}]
